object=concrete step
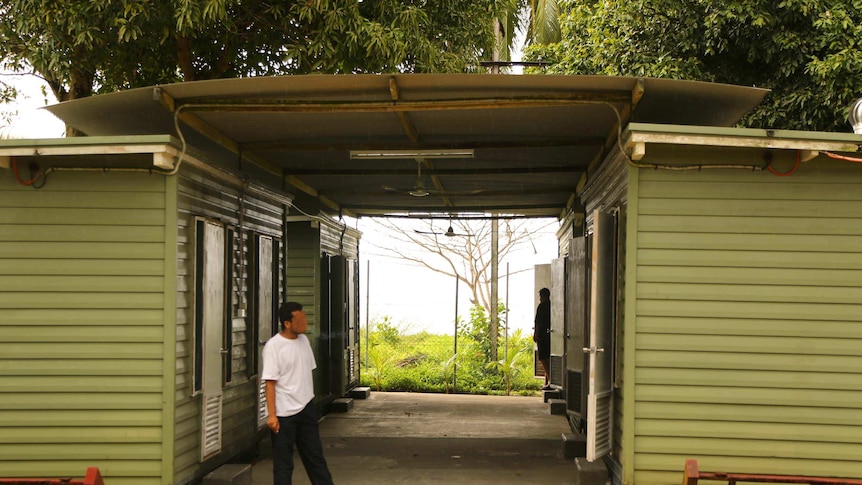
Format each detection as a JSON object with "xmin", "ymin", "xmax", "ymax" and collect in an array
[
  {"xmin": 561, "ymin": 432, "xmax": 587, "ymax": 459},
  {"xmin": 574, "ymin": 457, "xmax": 608, "ymax": 485},
  {"xmin": 348, "ymin": 387, "xmax": 371, "ymax": 399},
  {"xmin": 543, "ymin": 388, "xmax": 562, "ymax": 402},
  {"xmin": 548, "ymin": 398, "xmax": 567, "ymax": 416},
  {"xmin": 203, "ymin": 463, "xmax": 252, "ymax": 485},
  {"xmin": 327, "ymin": 397, "xmax": 354, "ymax": 413}
]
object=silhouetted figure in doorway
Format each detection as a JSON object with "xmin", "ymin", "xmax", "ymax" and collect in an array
[{"xmin": 534, "ymin": 287, "xmax": 552, "ymax": 390}]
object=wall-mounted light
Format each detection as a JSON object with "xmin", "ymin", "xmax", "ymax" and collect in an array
[
  {"xmin": 349, "ymin": 149, "xmax": 474, "ymax": 160},
  {"xmin": 850, "ymin": 97, "xmax": 862, "ymax": 134}
]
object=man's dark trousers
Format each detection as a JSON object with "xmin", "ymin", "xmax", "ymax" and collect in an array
[{"xmin": 271, "ymin": 400, "xmax": 334, "ymax": 485}]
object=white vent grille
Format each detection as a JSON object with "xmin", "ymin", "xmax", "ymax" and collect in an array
[
  {"xmin": 258, "ymin": 379, "xmax": 268, "ymax": 428},
  {"xmin": 587, "ymin": 390, "xmax": 613, "ymax": 461},
  {"xmin": 550, "ymin": 355, "xmax": 564, "ymax": 386},
  {"xmin": 201, "ymin": 393, "xmax": 223, "ymax": 460},
  {"xmin": 348, "ymin": 348, "xmax": 356, "ymax": 383}
]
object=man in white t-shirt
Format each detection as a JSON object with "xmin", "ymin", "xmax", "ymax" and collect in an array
[{"xmin": 263, "ymin": 301, "xmax": 334, "ymax": 485}]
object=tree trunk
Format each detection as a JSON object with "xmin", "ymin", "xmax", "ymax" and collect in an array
[
  {"xmin": 63, "ymin": 59, "xmax": 94, "ymax": 137},
  {"xmin": 177, "ymin": 35, "xmax": 198, "ymax": 81}
]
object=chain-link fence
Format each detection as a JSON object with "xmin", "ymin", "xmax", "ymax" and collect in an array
[{"xmin": 359, "ymin": 310, "xmax": 543, "ymax": 395}]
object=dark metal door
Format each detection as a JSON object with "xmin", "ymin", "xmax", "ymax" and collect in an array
[
  {"xmin": 566, "ymin": 237, "xmax": 587, "ymax": 418},
  {"xmin": 550, "ymin": 258, "xmax": 566, "ymax": 387}
]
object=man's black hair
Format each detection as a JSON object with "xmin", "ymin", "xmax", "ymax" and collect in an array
[
  {"xmin": 539, "ymin": 287, "xmax": 550, "ymax": 297},
  {"xmin": 278, "ymin": 301, "xmax": 303, "ymax": 325}
]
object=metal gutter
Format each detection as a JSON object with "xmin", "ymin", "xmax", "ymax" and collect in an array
[
  {"xmin": 0, "ymin": 135, "xmax": 179, "ymax": 169},
  {"xmin": 625, "ymin": 123, "xmax": 862, "ymax": 160}
]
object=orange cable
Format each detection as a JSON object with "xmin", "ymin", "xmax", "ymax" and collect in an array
[
  {"xmin": 767, "ymin": 149, "xmax": 800, "ymax": 176},
  {"xmin": 11, "ymin": 157, "xmax": 41, "ymax": 186},
  {"xmin": 823, "ymin": 151, "xmax": 862, "ymax": 163}
]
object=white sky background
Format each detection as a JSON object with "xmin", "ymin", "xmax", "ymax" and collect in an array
[
  {"xmin": 0, "ymin": 72, "xmax": 64, "ymax": 138},
  {"xmin": 356, "ymin": 218, "xmax": 560, "ymax": 336}
]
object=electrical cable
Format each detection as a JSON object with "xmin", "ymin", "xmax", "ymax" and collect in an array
[
  {"xmin": 602, "ymin": 102, "xmax": 767, "ymax": 172},
  {"xmin": 11, "ymin": 157, "xmax": 44, "ymax": 186},
  {"xmin": 766, "ymin": 150, "xmax": 801, "ymax": 176},
  {"xmin": 823, "ymin": 151, "xmax": 862, "ymax": 163}
]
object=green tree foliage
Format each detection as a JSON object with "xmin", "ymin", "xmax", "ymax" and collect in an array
[
  {"xmin": 457, "ymin": 303, "xmax": 507, "ymax": 364},
  {"xmin": 525, "ymin": 0, "xmax": 862, "ymax": 131},
  {"xmin": 486, "ymin": 329, "xmax": 532, "ymax": 395},
  {"xmin": 494, "ymin": 0, "xmax": 560, "ymax": 65},
  {"xmin": 0, "ymin": 0, "xmax": 503, "ymax": 103}
]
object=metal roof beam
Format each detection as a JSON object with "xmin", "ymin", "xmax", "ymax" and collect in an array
[
  {"xmin": 242, "ymin": 137, "xmax": 605, "ymax": 151},
  {"xmin": 342, "ymin": 203, "xmax": 564, "ymax": 213},
  {"xmin": 321, "ymin": 188, "xmax": 574, "ymax": 197},
  {"xmin": 284, "ymin": 166, "xmax": 585, "ymax": 176},
  {"xmin": 387, "ymin": 76, "xmax": 454, "ymax": 207},
  {"xmin": 171, "ymin": 95, "xmax": 633, "ymax": 114},
  {"xmin": 154, "ymin": 88, "xmax": 347, "ymax": 215}
]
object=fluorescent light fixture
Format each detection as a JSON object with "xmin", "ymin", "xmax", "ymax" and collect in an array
[{"xmin": 349, "ymin": 149, "xmax": 474, "ymax": 160}]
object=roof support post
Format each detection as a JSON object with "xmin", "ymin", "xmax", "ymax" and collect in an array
[{"xmin": 490, "ymin": 218, "xmax": 499, "ymax": 361}]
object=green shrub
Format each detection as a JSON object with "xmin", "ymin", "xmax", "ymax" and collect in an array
[{"xmin": 360, "ymin": 309, "xmax": 541, "ymax": 396}]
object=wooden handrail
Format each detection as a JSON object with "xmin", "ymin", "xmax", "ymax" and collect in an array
[
  {"xmin": 684, "ymin": 459, "xmax": 862, "ymax": 485},
  {"xmin": 0, "ymin": 467, "xmax": 104, "ymax": 485}
]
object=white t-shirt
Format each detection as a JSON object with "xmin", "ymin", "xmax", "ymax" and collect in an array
[{"xmin": 261, "ymin": 333, "xmax": 317, "ymax": 417}]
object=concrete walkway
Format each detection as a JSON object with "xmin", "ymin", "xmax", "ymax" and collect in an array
[{"xmin": 250, "ymin": 391, "xmax": 578, "ymax": 484}]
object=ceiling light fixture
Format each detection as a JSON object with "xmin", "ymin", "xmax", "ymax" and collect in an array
[{"xmin": 349, "ymin": 149, "xmax": 474, "ymax": 160}]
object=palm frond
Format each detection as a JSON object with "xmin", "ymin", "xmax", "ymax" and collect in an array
[{"xmin": 527, "ymin": 0, "xmax": 560, "ymax": 45}]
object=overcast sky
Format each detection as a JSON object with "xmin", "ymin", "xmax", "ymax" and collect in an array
[
  {"xmin": 1, "ymin": 71, "xmax": 64, "ymax": 138},
  {"xmin": 356, "ymin": 218, "xmax": 560, "ymax": 336}
]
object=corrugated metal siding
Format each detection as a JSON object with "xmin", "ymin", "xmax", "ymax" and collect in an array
[
  {"xmin": 0, "ymin": 170, "xmax": 166, "ymax": 485},
  {"xmin": 613, "ymin": 205, "xmax": 627, "ymax": 465},
  {"xmin": 174, "ymin": 166, "xmax": 285, "ymax": 484},
  {"xmin": 287, "ymin": 220, "xmax": 359, "ymax": 403},
  {"xmin": 321, "ymin": 223, "xmax": 359, "ymax": 259},
  {"xmin": 285, "ymin": 221, "xmax": 320, "ymax": 338},
  {"xmin": 632, "ymin": 157, "xmax": 862, "ymax": 484}
]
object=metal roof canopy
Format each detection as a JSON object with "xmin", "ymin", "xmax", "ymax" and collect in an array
[{"xmin": 46, "ymin": 74, "xmax": 768, "ymax": 219}]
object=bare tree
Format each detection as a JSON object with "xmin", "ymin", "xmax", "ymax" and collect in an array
[{"xmin": 362, "ymin": 217, "xmax": 557, "ymax": 318}]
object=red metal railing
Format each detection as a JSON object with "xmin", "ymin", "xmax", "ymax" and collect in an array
[
  {"xmin": 684, "ymin": 459, "xmax": 862, "ymax": 485},
  {"xmin": 0, "ymin": 467, "xmax": 104, "ymax": 485}
]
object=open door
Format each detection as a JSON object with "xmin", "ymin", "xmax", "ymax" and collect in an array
[{"xmin": 586, "ymin": 211, "xmax": 614, "ymax": 461}]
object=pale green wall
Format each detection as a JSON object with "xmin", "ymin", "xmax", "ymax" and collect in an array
[
  {"xmin": 0, "ymin": 169, "xmax": 168, "ymax": 485},
  {"xmin": 630, "ymin": 153, "xmax": 862, "ymax": 484}
]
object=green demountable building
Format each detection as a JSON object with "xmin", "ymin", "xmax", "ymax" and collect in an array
[{"xmin": 1, "ymin": 74, "xmax": 860, "ymax": 484}]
